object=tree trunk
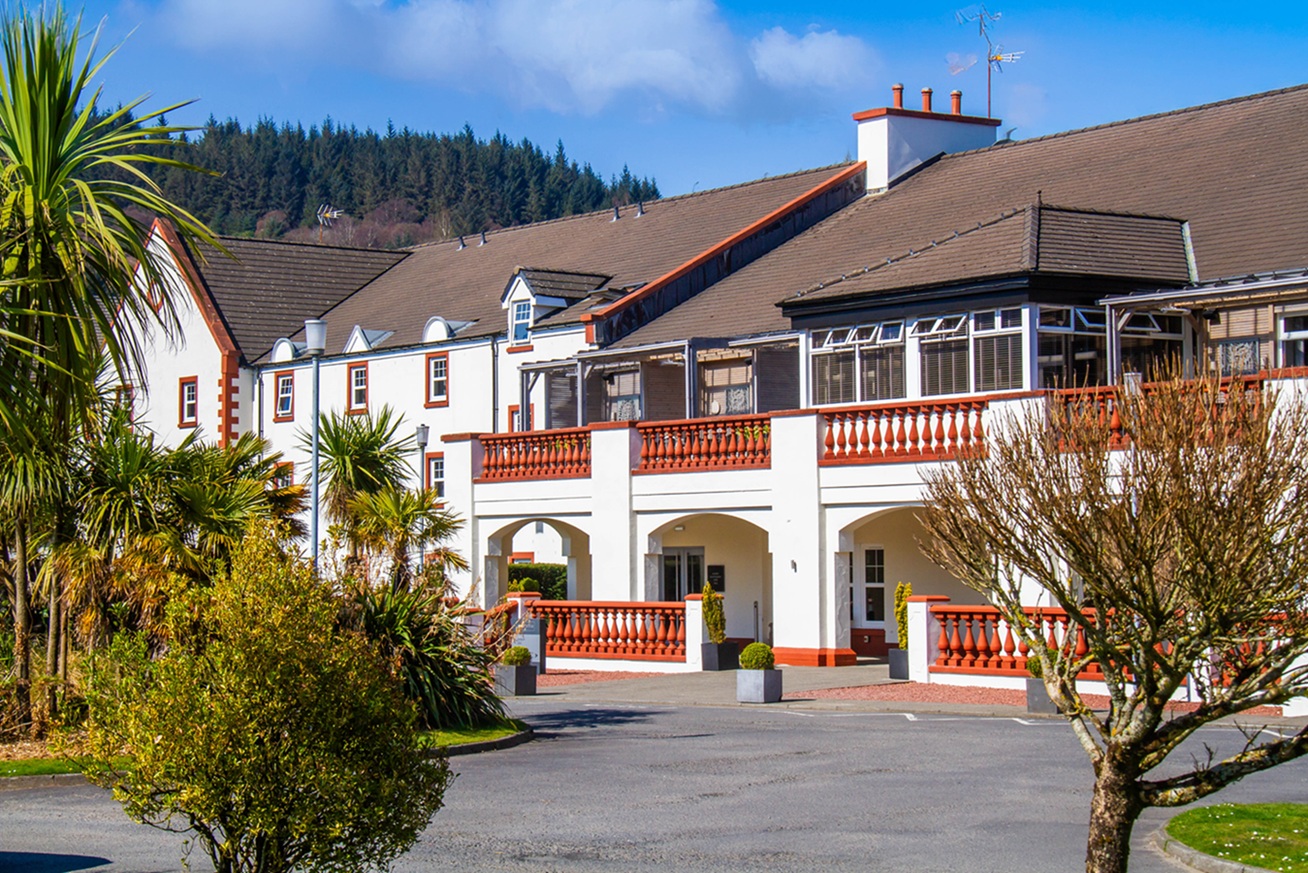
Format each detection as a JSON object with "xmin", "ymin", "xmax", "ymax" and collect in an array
[
  {"xmin": 45, "ymin": 569, "xmax": 60, "ymax": 721},
  {"xmin": 12, "ymin": 522, "xmax": 31, "ymax": 734},
  {"xmin": 1085, "ymin": 752, "xmax": 1145, "ymax": 873}
]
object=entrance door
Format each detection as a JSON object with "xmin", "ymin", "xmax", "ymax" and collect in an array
[
  {"xmin": 662, "ymin": 547, "xmax": 705, "ymax": 601},
  {"xmin": 851, "ymin": 546, "xmax": 886, "ymax": 629}
]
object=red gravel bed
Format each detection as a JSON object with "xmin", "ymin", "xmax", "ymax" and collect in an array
[
  {"xmin": 537, "ymin": 670, "xmax": 661, "ymax": 687},
  {"xmin": 789, "ymin": 682, "xmax": 1283, "ymax": 716}
]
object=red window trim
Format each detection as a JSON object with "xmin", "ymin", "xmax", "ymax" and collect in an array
[
  {"xmin": 178, "ymin": 376, "xmax": 199, "ymax": 428},
  {"xmin": 505, "ymin": 344, "xmax": 535, "ymax": 354},
  {"xmin": 508, "ymin": 403, "xmax": 535, "ymax": 432},
  {"xmin": 273, "ymin": 370, "xmax": 295, "ymax": 422},
  {"xmin": 346, "ymin": 362, "xmax": 369, "ymax": 415},
  {"xmin": 424, "ymin": 351, "xmax": 450, "ymax": 408},
  {"xmin": 509, "ymin": 551, "xmax": 535, "ymax": 564}
]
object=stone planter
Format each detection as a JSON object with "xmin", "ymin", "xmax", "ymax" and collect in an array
[
  {"xmin": 701, "ymin": 641, "xmax": 739, "ymax": 671},
  {"xmin": 736, "ymin": 668, "xmax": 782, "ymax": 703},
  {"xmin": 887, "ymin": 648, "xmax": 910, "ymax": 680},
  {"xmin": 1025, "ymin": 677, "xmax": 1058, "ymax": 715},
  {"xmin": 495, "ymin": 664, "xmax": 536, "ymax": 697}
]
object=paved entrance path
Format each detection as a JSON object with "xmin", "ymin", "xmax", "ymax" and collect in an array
[{"xmin": 4, "ymin": 665, "xmax": 1305, "ymax": 872}]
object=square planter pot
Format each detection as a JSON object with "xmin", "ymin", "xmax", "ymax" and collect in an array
[
  {"xmin": 701, "ymin": 641, "xmax": 739, "ymax": 671},
  {"xmin": 495, "ymin": 663, "xmax": 537, "ymax": 697},
  {"xmin": 887, "ymin": 648, "xmax": 910, "ymax": 680},
  {"xmin": 1025, "ymin": 677, "xmax": 1058, "ymax": 715},
  {"xmin": 736, "ymin": 668, "xmax": 783, "ymax": 703}
]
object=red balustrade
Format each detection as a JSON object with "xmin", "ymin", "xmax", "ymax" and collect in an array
[
  {"xmin": 637, "ymin": 415, "xmax": 771, "ymax": 472},
  {"xmin": 928, "ymin": 604, "xmax": 1102, "ymax": 678},
  {"xmin": 479, "ymin": 428, "xmax": 591, "ymax": 481},
  {"xmin": 821, "ymin": 399, "xmax": 986, "ymax": 465},
  {"xmin": 1056, "ymin": 376, "xmax": 1267, "ymax": 450},
  {"xmin": 528, "ymin": 600, "xmax": 687, "ymax": 661}
]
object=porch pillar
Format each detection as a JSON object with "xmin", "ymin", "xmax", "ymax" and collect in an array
[
  {"xmin": 440, "ymin": 432, "xmax": 483, "ymax": 601},
  {"xmin": 588, "ymin": 421, "xmax": 640, "ymax": 600},
  {"xmin": 684, "ymin": 594, "xmax": 705, "ymax": 670},
  {"xmin": 767, "ymin": 410, "xmax": 855, "ymax": 666},
  {"xmin": 907, "ymin": 596, "xmax": 950, "ymax": 683}
]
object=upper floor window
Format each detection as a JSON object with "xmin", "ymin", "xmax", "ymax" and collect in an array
[
  {"xmin": 178, "ymin": 377, "xmax": 199, "ymax": 427},
  {"xmin": 511, "ymin": 301, "xmax": 532, "ymax": 344},
  {"xmin": 973, "ymin": 308, "xmax": 1024, "ymax": 393},
  {"xmin": 347, "ymin": 363, "xmax": 368, "ymax": 413},
  {"xmin": 509, "ymin": 404, "xmax": 534, "ymax": 432},
  {"xmin": 271, "ymin": 462, "xmax": 294, "ymax": 489},
  {"xmin": 811, "ymin": 321, "xmax": 905, "ymax": 405},
  {"xmin": 700, "ymin": 359, "xmax": 752, "ymax": 416},
  {"xmin": 425, "ymin": 352, "xmax": 449, "ymax": 407},
  {"xmin": 274, "ymin": 372, "xmax": 294, "ymax": 421},
  {"xmin": 604, "ymin": 369, "xmax": 641, "ymax": 421},
  {"xmin": 1281, "ymin": 313, "xmax": 1308, "ymax": 369}
]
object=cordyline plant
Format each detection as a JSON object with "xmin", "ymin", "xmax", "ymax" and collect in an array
[{"xmin": 919, "ymin": 367, "xmax": 1308, "ymax": 873}]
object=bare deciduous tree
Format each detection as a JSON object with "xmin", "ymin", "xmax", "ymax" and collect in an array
[{"xmin": 920, "ymin": 369, "xmax": 1308, "ymax": 873}]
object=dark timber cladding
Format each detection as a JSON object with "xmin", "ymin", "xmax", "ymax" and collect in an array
[{"xmin": 589, "ymin": 166, "xmax": 867, "ymax": 346}]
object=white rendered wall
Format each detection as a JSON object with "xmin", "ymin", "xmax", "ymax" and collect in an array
[{"xmin": 857, "ymin": 114, "xmax": 997, "ymax": 191}]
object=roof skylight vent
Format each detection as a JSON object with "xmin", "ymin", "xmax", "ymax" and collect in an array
[
  {"xmin": 479, "ymin": 230, "xmax": 487, "ymax": 246},
  {"xmin": 457, "ymin": 235, "xmax": 466, "ymax": 250},
  {"xmin": 612, "ymin": 205, "xmax": 621, "ymax": 222}
]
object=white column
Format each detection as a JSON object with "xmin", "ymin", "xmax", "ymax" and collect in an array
[
  {"xmin": 684, "ymin": 595, "xmax": 705, "ymax": 669},
  {"xmin": 440, "ymin": 433, "xmax": 482, "ymax": 601},
  {"xmin": 587, "ymin": 422, "xmax": 639, "ymax": 600},
  {"xmin": 908, "ymin": 596, "xmax": 950, "ymax": 683},
  {"xmin": 767, "ymin": 411, "xmax": 828, "ymax": 659}
]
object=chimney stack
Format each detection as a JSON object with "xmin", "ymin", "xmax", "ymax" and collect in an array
[{"xmin": 851, "ymin": 84, "xmax": 1002, "ymax": 192}]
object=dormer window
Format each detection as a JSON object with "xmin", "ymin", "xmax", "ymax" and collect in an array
[{"xmin": 511, "ymin": 301, "xmax": 532, "ymax": 344}]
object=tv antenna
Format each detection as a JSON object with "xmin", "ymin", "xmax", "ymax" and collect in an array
[
  {"xmin": 316, "ymin": 204, "xmax": 343, "ymax": 243},
  {"xmin": 952, "ymin": 5, "xmax": 1023, "ymax": 117}
]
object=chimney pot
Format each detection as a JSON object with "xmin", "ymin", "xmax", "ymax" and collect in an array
[
  {"xmin": 921, "ymin": 87, "xmax": 933, "ymax": 113},
  {"xmin": 891, "ymin": 83, "xmax": 904, "ymax": 109},
  {"xmin": 950, "ymin": 90, "xmax": 962, "ymax": 115}
]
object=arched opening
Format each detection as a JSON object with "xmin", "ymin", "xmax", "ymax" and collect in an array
[
  {"xmin": 840, "ymin": 506, "xmax": 985, "ymax": 655},
  {"xmin": 647, "ymin": 513, "xmax": 772, "ymax": 645},
  {"xmin": 482, "ymin": 518, "xmax": 592, "ymax": 607}
]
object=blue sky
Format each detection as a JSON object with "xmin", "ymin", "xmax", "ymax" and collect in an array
[{"xmin": 79, "ymin": 1, "xmax": 1307, "ymax": 197}]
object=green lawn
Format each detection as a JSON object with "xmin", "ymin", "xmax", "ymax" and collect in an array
[
  {"xmin": 1, "ymin": 722, "xmax": 529, "ymax": 778},
  {"xmin": 419, "ymin": 719, "xmax": 528, "ymax": 750},
  {"xmin": 1168, "ymin": 803, "xmax": 1308, "ymax": 873}
]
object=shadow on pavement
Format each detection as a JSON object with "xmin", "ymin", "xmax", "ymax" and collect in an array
[
  {"xmin": 519, "ymin": 705, "xmax": 661, "ymax": 736},
  {"xmin": 0, "ymin": 851, "xmax": 114, "ymax": 871}
]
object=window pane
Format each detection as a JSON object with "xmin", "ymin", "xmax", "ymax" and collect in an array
[
  {"xmin": 975, "ymin": 333, "xmax": 1023, "ymax": 392},
  {"xmin": 812, "ymin": 350, "xmax": 855, "ymax": 405},
  {"xmin": 864, "ymin": 548, "xmax": 885, "ymax": 622},
  {"xmin": 860, "ymin": 344, "xmax": 905, "ymax": 401},
  {"xmin": 921, "ymin": 339, "xmax": 969, "ymax": 396}
]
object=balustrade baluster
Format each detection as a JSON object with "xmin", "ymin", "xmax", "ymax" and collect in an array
[
  {"xmin": 1002, "ymin": 620, "xmax": 1017, "ymax": 669},
  {"xmin": 947, "ymin": 614, "xmax": 963, "ymax": 666},
  {"xmin": 933, "ymin": 407, "xmax": 946, "ymax": 456},
  {"xmin": 935, "ymin": 613, "xmax": 952, "ymax": 666},
  {"xmin": 907, "ymin": 407, "xmax": 922, "ymax": 456},
  {"xmin": 835, "ymin": 415, "xmax": 849, "ymax": 459},
  {"xmin": 894, "ymin": 409, "xmax": 908, "ymax": 456},
  {"xmin": 823, "ymin": 416, "xmax": 836, "ymax": 460},
  {"xmin": 961, "ymin": 613, "xmax": 978, "ymax": 667}
]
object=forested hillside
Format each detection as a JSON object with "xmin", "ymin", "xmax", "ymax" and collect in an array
[{"xmin": 143, "ymin": 117, "xmax": 660, "ymax": 249}]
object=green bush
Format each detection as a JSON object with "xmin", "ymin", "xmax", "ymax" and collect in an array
[
  {"xmin": 701, "ymin": 581, "xmax": 726, "ymax": 644},
  {"xmin": 739, "ymin": 642, "xmax": 775, "ymax": 670},
  {"xmin": 501, "ymin": 645, "xmax": 532, "ymax": 666},
  {"xmin": 350, "ymin": 576, "xmax": 506, "ymax": 730},
  {"xmin": 81, "ymin": 527, "xmax": 451, "ymax": 873},
  {"xmin": 508, "ymin": 562, "xmax": 568, "ymax": 600}
]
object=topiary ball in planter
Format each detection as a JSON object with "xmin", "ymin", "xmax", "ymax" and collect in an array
[
  {"xmin": 737, "ymin": 643, "xmax": 781, "ymax": 703},
  {"xmin": 495, "ymin": 646, "xmax": 536, "ymax": 696}
]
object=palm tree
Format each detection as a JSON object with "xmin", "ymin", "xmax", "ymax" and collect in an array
[
  {"xmin": 0, "ymin": 8, "xmax": 218, "ymax": 727},
  {"xmin": 302, "ymin": 406, "xmax": 414, "ymax": 556},
  {"xmin": 350, "ymin": 486, "xmax": 468, "ymax": 592}
]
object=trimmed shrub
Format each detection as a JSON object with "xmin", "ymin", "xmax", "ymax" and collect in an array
[
  {"xmin": 739, "ymin": 642, "xmax": 775, "ymax": 671},
  {"xmin": 701, "ymin": 581, "xmax": 726, "ymax": 644},
  {"xmin": 501, "ymin": 645, "xmax": 531, "ymax": 666},
  {"xmin": 894, "ymin": 581, "xmax": 912, "ymax": 649},
  {"xmin": 508, "ymin": 563, "xmax": 567, "ymax": 600}
]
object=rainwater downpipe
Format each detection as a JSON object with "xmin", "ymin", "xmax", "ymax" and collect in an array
[{"xmin": 491, "ymin": 336, "xmax": 499, "ymax": 433}]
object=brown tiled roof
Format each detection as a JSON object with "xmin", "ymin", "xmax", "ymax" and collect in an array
[
  {"xmin": 511, "ymin": 268, "xmax": 612, "ymax": 301},
  {"xmin": 616, "ymin": 83, "xmax": 1308, "ymax": 346},
  {"xmin": 312, "ymin": 165, "xmax": 852, "ymax": 354},
  {"xmin": 187, "ymin": 237, "xmax": 406, "ymax": 363},
  {"xmin": 792, "ymin": 204, "xmax": 1190, "ymax": 305}
]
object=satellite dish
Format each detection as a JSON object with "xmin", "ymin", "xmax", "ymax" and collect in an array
[{"xmin": 947, "ymin": 52, "xmax": 978, "ymax": 75}]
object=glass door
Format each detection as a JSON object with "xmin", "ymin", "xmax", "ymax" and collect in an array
[
  {"xmin": 852, "ymin": 547, "xmax": 886, "ymax": 628},
  {"xmin": 661, "ymin": 547, "xmax": 705, "ymax": 601}
]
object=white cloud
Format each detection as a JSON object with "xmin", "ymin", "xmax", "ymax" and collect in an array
[
  {"xmin": 156, "ymin": 0, "xmax": 874, "ymax": 118},
  {"xmin": 749, "ymin": 26, "xmax": 876, "ymax": 91}
]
